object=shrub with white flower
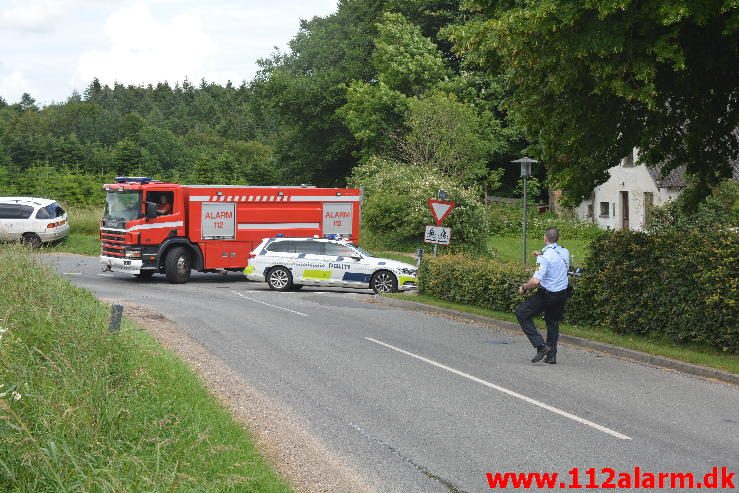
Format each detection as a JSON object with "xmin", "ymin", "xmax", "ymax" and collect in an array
[{"xmin": 350, "ymin": 157, "xmax": 488, "ymax": 251}]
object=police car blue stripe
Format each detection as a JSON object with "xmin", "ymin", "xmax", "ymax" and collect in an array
[{"xmin": 343, "ymin": 272, "xmax": 371, "ymax": 283}]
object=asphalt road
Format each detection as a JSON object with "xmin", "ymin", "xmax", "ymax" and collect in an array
[{"xmin": 46, "ymin": 255, "xmax": 739, "ymax": 492}]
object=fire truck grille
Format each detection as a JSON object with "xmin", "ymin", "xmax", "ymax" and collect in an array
[{"xmin": 101, "ymin": 229, "xmax": 126, "ymax": 257}]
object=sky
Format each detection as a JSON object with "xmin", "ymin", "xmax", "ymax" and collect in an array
[{"xmin": 0, "ymin": 0, "xmax": 338, "ymax": 105}]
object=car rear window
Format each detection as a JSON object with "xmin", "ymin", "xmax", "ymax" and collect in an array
[
  {"xmin": 48, "ymin": 203, "xmax": 65, "ymax": 218},
  {"xmin": 0, "ymin": 204, "xmax": 34, "ymax": 219},
  {"xmin": 50, "ymin": 203, "xmax": 65, "ymax": 218},
  {"xmin": 36, "ymin": 207, "xmax": 50, "ymax": 219}
]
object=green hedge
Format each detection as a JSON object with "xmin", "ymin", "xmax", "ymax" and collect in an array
[
  {"xmin": 419, "ymin": 254, "xmax": 531, "ymax": 312},
  {"xmin": 568, "ymin": 228, "xmax": 738, "ymax": 352},
  {"xmin": 419, "ymin": 227, "xmax": 738, "ymax": 353}
]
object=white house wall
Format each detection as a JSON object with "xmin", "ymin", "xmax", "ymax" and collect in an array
[{"xmin": 575, "ymin": 163, "xmax": 680, "ymax": 231}]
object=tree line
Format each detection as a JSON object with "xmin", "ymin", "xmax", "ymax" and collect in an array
[{"xmin": 0, "ymin": 0, "xmax": 735, "ymax": 207}]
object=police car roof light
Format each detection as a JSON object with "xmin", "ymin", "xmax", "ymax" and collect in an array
[
  {"xmin": 115, "ymin": 176, "xmax": 153, "ymax": 184},
  {"xmin": 276, "ymin": 233, "xmax": 284, "ymax": 237}
]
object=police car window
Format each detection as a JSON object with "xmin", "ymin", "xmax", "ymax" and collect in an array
[
  {"xmin": 324, "ymin": 243, "xmax": 355, "ymax": 257},
  {"xmin": 299, "ymin": 242, "xmax": 324, "ymax": 255},
  {"xmin": 267, "ymin": 241, "xmax": 293, "ymax": 253}
]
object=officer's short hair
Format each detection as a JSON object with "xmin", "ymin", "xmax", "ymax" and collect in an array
[{"xmin": 545, "ymin": 227, "xmax": 559, "ymax": 243}]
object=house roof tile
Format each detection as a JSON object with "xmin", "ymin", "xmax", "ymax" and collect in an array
[{"xmin": 647, "ymin": 164, "xmax": 687, "ymax": 188}]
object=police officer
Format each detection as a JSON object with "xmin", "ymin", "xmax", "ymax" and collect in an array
[{"xmin": 515, "ymin": 227, "xmax": 570, "ymax": 364}]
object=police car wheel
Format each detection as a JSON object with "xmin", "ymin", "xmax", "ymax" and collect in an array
[
  {"xmin": 267, "ymin": 267, "xmax": 293, "ymax": 291},
  {"xmin": 371, "ymin": 270, "xmax": 397, "ymax": 294}
]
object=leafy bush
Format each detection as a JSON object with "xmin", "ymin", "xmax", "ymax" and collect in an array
[
  {"xmin": 0, "ymin": 165, "xmax": 108, "ymax": 206},
  {"xmin": 350, "ymin": 157, "xmax": 488, "ymax": 252},
  {"xmin": 568, "ymin": 228, "xmax": 738, "ymax": 352},
  {"xmin": 420, "ymin": 225, "xmax": 737, "ymax": 353},
  {"xmin": 487, "ymin": 202, "xmax": 603, "ymax": 241},
  {"xmin": 648, "ymin": 180, "xmax": 739, "ymax": 233},
  {"xmin": 419, "ymin": 254, "xmax": 531, "ymax": 312}
]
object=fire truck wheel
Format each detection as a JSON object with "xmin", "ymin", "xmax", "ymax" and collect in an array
[
  {"xmin": 165, "ymin": 247, "xmax": 192, "ymax": 284},
  {"xmin": 267, "ymin": 266, "xmax": 292, "ymax": 291},
  {"xmin": 371, "ymin": 270, "xmax": 398, "ymax": 294},
  {"xmin": 21, "ymin": 233, "xmax": 42, "ymax": 249}
]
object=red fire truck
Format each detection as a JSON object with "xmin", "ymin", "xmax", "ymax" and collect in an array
[{"xmin": 100, "ymin": 177, "xmax": 362, "ymax": 283}]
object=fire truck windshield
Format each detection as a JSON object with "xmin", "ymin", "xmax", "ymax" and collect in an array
[{"xmin": 104, "ymin": 191, "xmax": 142, "ymax": 221}]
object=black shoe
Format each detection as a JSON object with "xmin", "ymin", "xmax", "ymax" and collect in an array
[
  {"xmin": 531, "ymin": 344, "xmax": 552, "ymax": 363},
  {"xmin": 544, "ymin": 355, "xmax": 556, "ymax": 364}
]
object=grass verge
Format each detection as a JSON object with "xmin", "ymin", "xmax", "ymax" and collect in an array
[
  {"xmin": 0, "ymin": 245, "xmax": 290, "ymax": 492},
  {"xmin": 46, "ymin": 205, "xmax": 102, "ymax": 256},
  {"xmin": 488, "ymin": 236, "xmax": 591, "ymax": 266},
  {"xmin": 385, "ymin": 293, "xmax": 739, "ymax": 375}
]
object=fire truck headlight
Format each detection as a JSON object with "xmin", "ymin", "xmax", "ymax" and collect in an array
[{"xmin": 124, "ymin": 249, "xmax": 142, "ymax": 259}]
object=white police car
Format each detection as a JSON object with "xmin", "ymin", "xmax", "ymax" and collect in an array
[{"xmin": 244, "ymin": 237, "xmax": 418, "ymax": 293}]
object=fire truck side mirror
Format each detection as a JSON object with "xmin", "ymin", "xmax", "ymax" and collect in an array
[{"xmin": 145, "ymin": 201, "xmax": 158, "ymax": 220}]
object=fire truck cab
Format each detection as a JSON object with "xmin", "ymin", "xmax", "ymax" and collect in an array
[{"xmin": 100, "ymin": 177, "xmax": 362, "ymax": 283}]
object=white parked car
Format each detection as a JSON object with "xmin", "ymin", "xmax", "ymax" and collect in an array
[
  {"xmin": 244, "ymin": 237, "xmax": 418, "ymax": 293},
  {"xmin": 0, "ymin": 197, "xmax": 69, "ymax": 247}
]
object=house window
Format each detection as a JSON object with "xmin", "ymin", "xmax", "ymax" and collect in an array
[
  {"xmin": 599, "ymin": 202, "xmax": 610, "ymax": 217},
  {"xmin": 623, "ymin": 153, "xmax": 634, "ymax": 167}
]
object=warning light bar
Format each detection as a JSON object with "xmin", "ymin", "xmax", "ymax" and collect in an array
[{"xmin": 114, "ymin": 176, "xmax": 154, "ymax": 184}]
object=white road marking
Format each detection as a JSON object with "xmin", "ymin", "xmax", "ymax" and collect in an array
[
  {"xmin": 232, "ymin": 291, "xmax": 309, "ymax": 317},
  {"xmin": 98, "ymin": 274, "xmax": 114, "ymax": 277},
  {"xmin": 365, "ymin": 337, "xmax": 632, "ymax": 440},
  {"xmin": 63, "ymin": 272, "xmax": 82, "ymax": 275}
]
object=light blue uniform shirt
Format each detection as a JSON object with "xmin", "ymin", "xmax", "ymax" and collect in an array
[{"xmin": 533, "ymin": 243, "xmax": 570, "ymax": 292}]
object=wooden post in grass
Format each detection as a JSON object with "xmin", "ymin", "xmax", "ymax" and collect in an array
[{"xmin": 108, "ymin": 304, "xmax": 123, "ymax": 333}]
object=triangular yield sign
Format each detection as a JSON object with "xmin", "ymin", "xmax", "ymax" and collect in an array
[{"xmin": 428, "ymin": 199, "xmax": 455, "ymax": 226}]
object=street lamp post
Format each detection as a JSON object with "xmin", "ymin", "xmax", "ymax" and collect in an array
[{"xmin": 510, "ymin": 157, "xmax": 537, "ymax": 265}]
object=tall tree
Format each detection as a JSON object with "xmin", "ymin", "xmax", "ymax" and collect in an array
[
  {"xmin": 250, "ymin": 0, "xmax": 386, "ymax": 185},
  {"xmin": 448, "ymin": 0, "xmax": 739, "ymax": 205}
]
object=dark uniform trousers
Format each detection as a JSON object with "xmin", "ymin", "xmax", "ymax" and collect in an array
[{"xmin": 515, "ymin": 288, "xmax": 568, "ymax": 356}]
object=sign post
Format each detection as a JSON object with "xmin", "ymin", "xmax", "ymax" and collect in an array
[{"xmin": 426, "ymin": 198, "xmax": 455, "ymax": 255}]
